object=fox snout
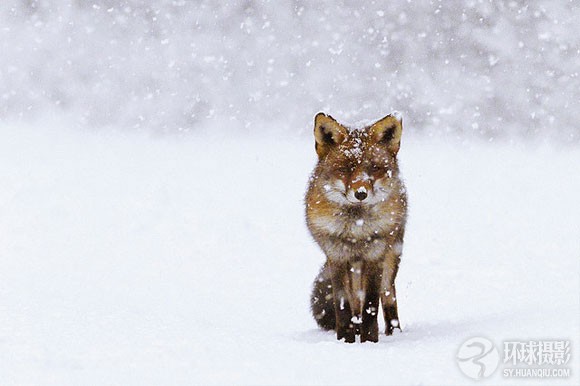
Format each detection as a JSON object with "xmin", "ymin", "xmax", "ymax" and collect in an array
[
  {"xmin": 354, "ymin": 189, "xmax": 367, "ymax": 201},
  {"xmin": 347, "ymin": 175, "xmax": 373, "ymax": 203}
]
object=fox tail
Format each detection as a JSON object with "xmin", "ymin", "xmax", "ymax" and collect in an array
[{"xmin": 310, "ymin": 262, "xmax": 336, "ymax": 330}]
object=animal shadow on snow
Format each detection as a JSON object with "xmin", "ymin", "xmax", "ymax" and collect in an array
[{"xmin": 293, "ymin": 315, "xmax": 502, "ymax": 346}]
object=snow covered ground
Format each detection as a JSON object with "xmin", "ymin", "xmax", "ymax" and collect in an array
[{"xmin": 0, "ymin": 125, "xmax": 578, "ymax": 385}]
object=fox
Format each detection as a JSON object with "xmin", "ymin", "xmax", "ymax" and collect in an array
[{"xmin": 305, "ymin": 112, "xmax": 408, "ymax": 343}]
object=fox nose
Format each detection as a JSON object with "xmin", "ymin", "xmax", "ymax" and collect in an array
[{"xmin": 354, "ymin": 190, "xmax": 367, "ymax": 201}]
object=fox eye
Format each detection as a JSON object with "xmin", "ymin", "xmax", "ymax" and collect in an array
[{"xmin": 370, "ymin": 164, "xmax": 382, "ymax": 173}]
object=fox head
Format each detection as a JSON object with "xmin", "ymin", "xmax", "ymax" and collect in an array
[{"xmin": 312, "ymin": 112, "xmax": 403, "ymax": 206}]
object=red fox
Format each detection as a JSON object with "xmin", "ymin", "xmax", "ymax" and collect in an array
[{"xmin": 306, "ymin": 112, "xmax": 408, "ymax": 343}]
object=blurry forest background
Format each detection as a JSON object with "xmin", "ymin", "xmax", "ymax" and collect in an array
[{"xmin": 1, "ymin": 0, "xmax": 579, "ymax": 141}]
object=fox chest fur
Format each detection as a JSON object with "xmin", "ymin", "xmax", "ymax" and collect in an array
[{"xmin": 306, "ymin": 190, "xmax": 406, "ymax": 263}]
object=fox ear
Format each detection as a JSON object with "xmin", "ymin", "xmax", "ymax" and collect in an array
[
  {"xmin": 370, "ymin": 114, "xmax": 403, "ymax": 155},
  {"xmin": 314, "ymin": 112, "xmax": 347, "ymax": 159}
]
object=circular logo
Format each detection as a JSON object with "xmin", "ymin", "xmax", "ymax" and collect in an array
[{"xmin": 456, "ymin": 337, "xmax": 500, "ymax": 380}]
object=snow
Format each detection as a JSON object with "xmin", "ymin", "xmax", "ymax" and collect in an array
[
  {"xmin": 1, "ymin": 1, "xmax": 579, "ymax": 383},
  {"xmin": 0, "ymin": 124, "xmax": 578, "ymax": 385}
]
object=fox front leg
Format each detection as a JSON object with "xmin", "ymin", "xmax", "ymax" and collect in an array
[
  {"xmin": 329, "ymin": 261, "xmax": 356, "ymax": 343},
  {"xmin": 380, "ymin": 258, "xmax": 402, "ymax": 336},
  {"xmin": 360, "ymin": 263, "xmax": 381, "ymax": 343},
  {"xmin": 381, "ymin": 284, "xmax": 401, "ymax": 335}
]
